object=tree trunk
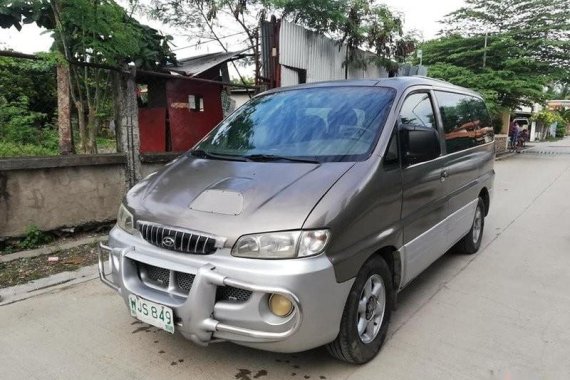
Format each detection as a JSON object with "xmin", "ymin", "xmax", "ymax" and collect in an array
[
  {"xmin": 500, "ymin": 110, "xmax": 511, "ymax": 134},
  {"xmin": 75, "ymin": 101, "xmax": 88, "ymax": 153},
  {"xmin": 56, "ymin": 63, "xmax": 74, "ymax": 154},
  {"xmin": 86, "ymin": 106, "xmax": 98, "ymax": 154},
  {"xmin": 113, "ymin": 67, "xmax": 142, "ymax": 189}
]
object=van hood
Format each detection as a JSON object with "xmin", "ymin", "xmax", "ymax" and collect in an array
[{"xmin": 126, "ymin": 155, "xmax": 354, "ymax": 246}]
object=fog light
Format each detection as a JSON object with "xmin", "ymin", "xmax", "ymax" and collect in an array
[{"xmin": 268, "ymin": 294, "xmax": 294, "ymax": 317}]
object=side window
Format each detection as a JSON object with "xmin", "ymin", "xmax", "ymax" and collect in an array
[
  {"xmin": 399, "ymin": 92, "xmax": 441, "ymax": 165},
  {"xmin": 470, "ymin": 97, "xmax": 495, "ymax": 144},
  {"xmin": 399, "ymin": 93, "xmax": 437, "ymax": 129},
  {"xmin": 189, "ymin": 94, "xmax": 204, "ymax": 112},
  {"xmin": 435, "ymin": 91, "xmax": 494, "ymax": 154}
]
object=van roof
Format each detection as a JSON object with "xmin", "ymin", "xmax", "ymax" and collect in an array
[{"xmin": 264, "ymin": 76, "xmax": 482, "ymax": 98}]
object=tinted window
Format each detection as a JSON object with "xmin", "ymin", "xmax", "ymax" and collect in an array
[
  {"xmin": 435, "ymin": 91, "xmax": 494, "ymax": 154},
  {"xmin": 196, "ymin": 87, "xmax": 396, "ymax": 162},
  {"xmin": 398, "ymin": 92, "xmax": 440, "ymax": 165},
  {"xmin": 399, "ymin": 93, "xmax": 437, "ymax": 129}
]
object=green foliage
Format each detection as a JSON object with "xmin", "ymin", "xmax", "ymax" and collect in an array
[
  {"xmin": 20, "ymin": 225, "xmax": 54, "ymax": 249},
  {"xmin": 56, "ymin": 0, "xmax": 173, "ymax": 69},
  {"xmin": 0, "ymin": 56, "xmax": 58, "ymax": 156},
  {"xmin": 422, "ymin": 34, "xmax": 548, "ymax": 111},
  {"xmin": 0, "ymin": 1, "xmax": 176, "ymax": 69},
  {"xmin": 422, "ymin": 0, "xmax": 570, "ymax": 114},
  {"xmin": 0, "ymin": 95, "xmax": 59, "ymax": 157},
  {"xmin": 558, "ymin": 109, "xmax": 570, "ymax": 123},
  {"xmin": 0, "ymin": 142, "xmax": 57, "ymax": 158},
  {"xmin": 0, "ymin": 0, "xmax": 55, "ymax": 30},
  {"xmin": 1, "ymin": 0, "xmax": 176, "ymax": 154},
  {"xmin": 555, "ymin": 123, "xmax": 566, "ymax": 138},
  {"xmin": 0, "ymin": 56, "xmax": 57, "ymax": 120},
  {"xmin": 532, "ymin": 109, "xmax": 565, "ymax": 125},
  {"xmin": 0, "ymin": 97, "xmax": 46, "ymax": 142},
  {"xmin": 230, "ymin": 77, "xmax": 255, "ymax": 86},
  {"xmin": 491, "ymin": 116, "xmax": 503, "ymax": 134},
  {"xmin": 150, "ymin": 0, "xmax": 415, "ymax": 72},
  {"xmin": 443, "ymin": 0, "xmax": 570, "ymax": 78},
  {"xmin": 95, "ymin": 136, "xmax": 117, "ymax": 152}
]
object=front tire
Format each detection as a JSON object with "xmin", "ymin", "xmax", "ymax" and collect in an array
[
  {"xmin": 326, "ymin": 256, "xmax": 394, "ymax": 364},
  {"xmin": 456, "ymin": 197, "xmax": 485, "ymax": 255}
]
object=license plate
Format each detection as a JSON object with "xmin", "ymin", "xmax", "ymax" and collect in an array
[{"xmin": 128, "ymin": 294, "xmax": 174, "ymax": 334}]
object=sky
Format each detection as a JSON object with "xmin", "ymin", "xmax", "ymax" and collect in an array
[{"xmin": 0, "ymin": 0, "xmax": 465, "ymax": 61}]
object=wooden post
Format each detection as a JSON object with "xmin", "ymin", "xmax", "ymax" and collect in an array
[{"xmin": 113, "ymin": 66, "xmax": 141, "ymax": 189}]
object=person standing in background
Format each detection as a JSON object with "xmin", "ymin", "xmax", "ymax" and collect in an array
[{"xmin": 509, "ymin": 120, "xmax": 519, "ymax": 151}]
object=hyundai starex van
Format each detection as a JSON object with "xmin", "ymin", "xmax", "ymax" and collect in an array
[{"xmin": 98, "ymin": 77, "xmax": 495, "ymax": 364}]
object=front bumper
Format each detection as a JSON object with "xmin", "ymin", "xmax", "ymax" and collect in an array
[{"xmin": 98, "ymin": 226, "xmax": 353, "ymax": 353}]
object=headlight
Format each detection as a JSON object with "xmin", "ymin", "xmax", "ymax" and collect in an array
[
  {"xmin": 232, "ymin": 229, "xmax": 330, "ymax": 259},
  {"xmin": 117, "ymin": 203, "xmax": 136, "ymax": 234}
]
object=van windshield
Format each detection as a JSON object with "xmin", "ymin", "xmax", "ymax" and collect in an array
[{"xmin": 194, "ymin": 86, "xmax": 396, "ymax": 162}]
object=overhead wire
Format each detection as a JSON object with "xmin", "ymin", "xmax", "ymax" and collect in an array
[{"xmin": 172, "ymin": 30, "xmax": 249, "ymax": 51}]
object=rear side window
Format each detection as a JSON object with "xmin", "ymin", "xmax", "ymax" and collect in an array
[{"xmin": 435, "ymin": 91, "xmax": 494, "ymax": 154}]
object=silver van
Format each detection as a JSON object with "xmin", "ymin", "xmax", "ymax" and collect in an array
[{"xmin": 98, "ymin": 77, "xmax": 494, "ymax": 363}]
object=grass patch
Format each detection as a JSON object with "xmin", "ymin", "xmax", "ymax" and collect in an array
[
  {"xmin": 95, "ymin": 137, "xmax": 117, "ymax": 154},
  {"xmin": 0, "ymin": 141, "xmax": 58, "ymax": 158},
  {"xmin": 0, "ymin": 242, "xmax": 99, "ymax": 288},
  {"xmin": 0, "ymin": 225, "xmax": 56, "ymax": 255}
]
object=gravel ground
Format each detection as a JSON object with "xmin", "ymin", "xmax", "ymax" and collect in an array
[{"xmin": 0, "ymin": 242, "xmax": 99, "ymax": 288}]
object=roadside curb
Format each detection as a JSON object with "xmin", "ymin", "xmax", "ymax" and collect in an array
[
  {"xmin": 0, "ymin": 264, "xmax": 99, "ymax": 306},
  {"xmin": 0, "ymin": 235, "xmax": 106, "ymax": 263},
  {"xmin": 495, "ymin": 152, "xmax": 516, "ymax": 161}
]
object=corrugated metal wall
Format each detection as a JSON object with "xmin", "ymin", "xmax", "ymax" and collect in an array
[{"xmin": 279, "ymin": 21, "xmax": 389, "ymax": 86}]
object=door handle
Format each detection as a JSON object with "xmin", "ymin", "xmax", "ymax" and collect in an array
[{"xmin": 440, "ymin": 170, "xmax": 449, "ymax": 182}]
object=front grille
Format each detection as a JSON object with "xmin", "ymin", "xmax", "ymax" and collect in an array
[
  {"xmin": 217, "ymin": 286, "xmax": 253, "ymax": 303},
  {"xmin": 137, "ymin": 221, "xmax": 218, "ymax": 255},
  {"xmin": 139, "ymin": 263, "xmax": 170, "ymax": 288},
  {"xmin": 176, "ymin": 272, "xmax": 195, "ymax": 293},
  {"xmin": 136, "ymin": 262, "xmax": 252, "ymax": 303}
]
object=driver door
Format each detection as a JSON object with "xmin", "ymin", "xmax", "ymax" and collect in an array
[{"xmin": 399, "ymin": 91, "xmax": 448, "ymax": 285}]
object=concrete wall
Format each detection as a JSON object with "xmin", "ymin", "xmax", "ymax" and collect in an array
[{"xmin": 0, "ymin": 153, "xmax": 178, "ymax": 238}]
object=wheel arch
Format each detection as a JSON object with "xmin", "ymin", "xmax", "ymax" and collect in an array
[
  {"xmin": 479, "ymin": 187, "xmax": 490, "ymax": 216},
  {"xmin": 369, "ymin": 246, "xmax": 402, "ymax": 293}
]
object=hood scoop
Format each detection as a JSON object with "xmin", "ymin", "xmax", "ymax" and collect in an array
[{"xmin": 189, "ymin": 177, "xmax": 251, "ymax": 215}]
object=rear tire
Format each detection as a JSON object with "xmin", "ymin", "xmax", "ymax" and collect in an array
[
  {"xmin": 326, "ymin": 256, "xmax": 394, "ymax": 364},
  {"xmin": 456, "ymin": 197, "xmax": 485, "ymax": 255}
]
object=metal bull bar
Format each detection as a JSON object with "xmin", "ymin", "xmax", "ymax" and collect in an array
[{"xmin": 97, "ymin": 242, "xmax": 303, "ymax": 344}]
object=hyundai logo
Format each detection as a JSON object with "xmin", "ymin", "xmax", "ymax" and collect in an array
[{"xmin": 162, "ymin": 236, "xmax": 175, "ymax": 248}]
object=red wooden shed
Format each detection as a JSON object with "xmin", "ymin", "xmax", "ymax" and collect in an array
[{"xmin": 136, "ymin": 50, "xmax": 249, "ymax": 153}]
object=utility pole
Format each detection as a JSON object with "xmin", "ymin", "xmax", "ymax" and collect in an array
[{"xmin": 482, "ymin": 32, "xmax": 488, "ymax": 68}]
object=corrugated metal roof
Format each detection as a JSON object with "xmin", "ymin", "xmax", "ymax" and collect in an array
[{"xmin": 168, "ymin": 49, "xmax": 249, "ymax": 77}]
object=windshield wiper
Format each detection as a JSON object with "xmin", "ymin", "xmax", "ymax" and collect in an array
[
  {"xmin": 244, "ymin": 154, "xmax": 320, "ymax": 164},
  {"xmin": 189, "ymin": 149, "xmax": 247, "ymax": 161}
]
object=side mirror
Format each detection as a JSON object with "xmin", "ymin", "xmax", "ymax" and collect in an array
[{"xmin": 400, "ymin": 124, "xmax": 441, "ymax": 166}]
